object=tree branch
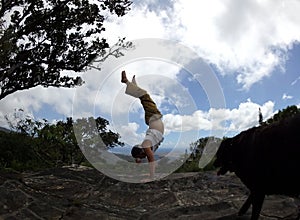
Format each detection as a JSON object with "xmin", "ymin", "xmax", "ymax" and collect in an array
[
  {"xmin": 0, "ymin": 0, "xmax": 132, "ymax": 100},
  {"xmin": 89, "ymin": 38, "xmax": 134, "ymax": 70}
]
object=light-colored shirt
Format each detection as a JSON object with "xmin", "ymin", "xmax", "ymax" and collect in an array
[{"xmin": 143, "ymin": 128, "xmax": 164, "ymax": 150}]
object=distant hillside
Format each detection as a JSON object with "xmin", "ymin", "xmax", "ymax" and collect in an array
[
  {"xmin": 109, "ymin": 144, "xmax": 173, "ymax": 157},
  {"xmin": 0, "ymin": 127, "xmax": 10, "ymax": 133},
  {"xmin": 113, "ymin": 152, "xmax": 164, "ymax": 162}
]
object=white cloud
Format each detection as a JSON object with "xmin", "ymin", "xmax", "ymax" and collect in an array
[
  {"xmin": 102, "ymin": 4, "xmax": 168, "ymax": 43},
  {"xmin": 0, "ymin": 85, "xmax": 77, "ymax": 128},
  {"xmin": 92, "ymin": 60, "xmax": 184, "ymax": 116},
  {"xmin": 282, "ymin": 93, "xmax": 293, "ymax": 100},
  {"xmin": 0, "ymin": 89, "xmax": 42, "ymax": 128},
  {"xmin": 114, "ymin": 122, "xmax": 143, "ymax": 146},
  {"xmin": 162, "ymin": 99, "xmax": 275, "ymax": 136},
  {"xmin": 291, "ymin": 76, "xmax": 300, "ymax": 86},
  {"xmin": 102, "ymin": 0, "xmax": 300, "ymax": 90},
  {"xmin": 225, "ymin": 99, "xmax": 275, "ymax": 132}
]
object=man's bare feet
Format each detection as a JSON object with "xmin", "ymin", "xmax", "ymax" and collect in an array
[{"xmin": 121, "ymin": 71, "xmax": 128, "ymax": 83}]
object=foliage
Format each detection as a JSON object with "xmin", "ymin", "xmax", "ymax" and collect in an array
[
  {"xmin": 264, "ymin": 105, "xmax": 300, "ymax": 125},
  {"xmin": 5, "ymin": 108, "xmax": 47, "ymax": 137},
  {"xmin": 0, "ymin": 131, "xmax": 48, "ymax": 171},
  {"xmin": 175, "ymin": 137, "xmax": 222, "ymax": 173},
  {"xmin": 37, "ymin": 117, "xmax": 82, "ymax": 166},
  {"xmin": 0, "ymin": 0, "xmax": 132, "ymax": 100},
  {"xmin": 258, "ymin": 108, "xmax": 263, "ymax": 126},
  {"xmin": 0, "ymin": 113, "xmax": 124, "ymax": 171},
  {"xmin": 74, "ymin": 117, "xmax": 123, "ymax": 149}
]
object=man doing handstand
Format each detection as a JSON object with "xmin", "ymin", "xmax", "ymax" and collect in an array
[{"xmin": 121, "ymin": 71, "xmax": 164, "ymax": 177}]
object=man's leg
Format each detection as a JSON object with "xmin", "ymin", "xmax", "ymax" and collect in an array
[
  {"xmin": 121, "ymin": 71, "xmax": 161, "ymax": 125},
  {"xmin": 125, "ymin": 81, "xmax": 147, "ymax": 98},
  {"xmin": 139, "ymin": 94, "xmax": 162, "ymax": 126}
]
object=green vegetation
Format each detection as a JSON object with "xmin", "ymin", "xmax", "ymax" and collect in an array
[
  {"xmin": 0, "ymin": 110, "xmax": 123, "ymax": 171},
  {"xmin": 264, "ymin": 105, "xmax": 300, "ymax": 125},
  {"xmin": 175, "ymin": 137, "xmax": 222, "ymax": 173}
]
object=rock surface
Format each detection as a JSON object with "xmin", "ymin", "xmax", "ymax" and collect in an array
[{"xmin": 0, "ymin": 167, "xmax": 299, "ymax": 220}]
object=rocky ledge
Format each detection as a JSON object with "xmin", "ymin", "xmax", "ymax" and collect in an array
[{"xmin": 0, "ymin": 167, "xmax": 299, "ymax": 220}]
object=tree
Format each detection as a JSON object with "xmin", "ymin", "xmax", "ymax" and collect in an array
[
  {"xmin": 38, "ymin": 117, "xmax": 81, "ymax": 165},
  {"xmin": 0, "ymin": 130, "xmax": 46, "ymax": 170},
  {"xmin": 266, "ymin": 105, "xmax": 300, "ymax": 125},
  {"xmin": 74, "ymin": 117, "xmax": 123, "ymax": 149},
  {"xmin": 176, "ymin": 136, "xmax": 222, "ymax": 173},
  {"xmin": 258, "ymin": 108, "xmax": 263, "ymax": 126},
  {"xmin": 2, "ymin": 113, "xmax": 124, "ymax": 169},
  {"xmin": 0, "ymin": 0, "xmax": 132, "ymax": 100},
  {"xmin": 5, "ymin": 108, "xmax": 47, "ymax": 137}
]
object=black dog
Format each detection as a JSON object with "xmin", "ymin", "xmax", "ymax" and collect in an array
[{"xmin": 214, "ymin": 113, "xmax": 300, "ymax": 220}]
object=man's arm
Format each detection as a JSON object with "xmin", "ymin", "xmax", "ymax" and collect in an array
[{"xmin": 142, "ymin": 140, "xmax": 155, "ymax": 178}]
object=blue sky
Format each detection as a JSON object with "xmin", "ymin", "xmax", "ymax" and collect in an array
[
  {"xmin": 1, "ymin": 0, "xmax": 300, "ymax": 154},
  {"xmin": 217, "ymin": 43, "xmax": 300, "ymax": 110}
]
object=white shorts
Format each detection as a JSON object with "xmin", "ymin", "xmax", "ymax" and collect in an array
[{"xmin": 143, "ymin": 128, "xmax": 164, "ymax": 151}]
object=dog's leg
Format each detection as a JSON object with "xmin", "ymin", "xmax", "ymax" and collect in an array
[
  {"xmin": 238, "ymin": 193, "xmax": 252, "ymax": 216},
  {"xmin": 251, "ymin": 192, "xmax": 265, "ymax": 220}
]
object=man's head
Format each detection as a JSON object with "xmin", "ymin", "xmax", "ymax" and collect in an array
[{"xmin": 131, "ymin": 145, "xmax": 146, "ymax": 159}]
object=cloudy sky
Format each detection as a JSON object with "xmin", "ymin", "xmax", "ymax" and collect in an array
[{"xmin": 1, "ymin": 0, "xmax": 300, "ymax": 152}]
